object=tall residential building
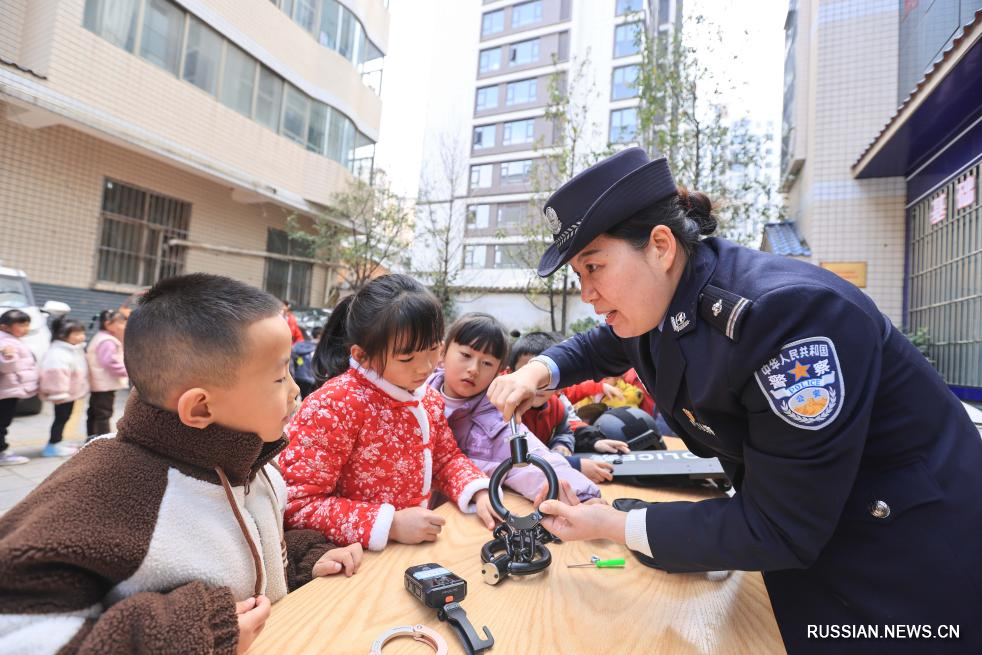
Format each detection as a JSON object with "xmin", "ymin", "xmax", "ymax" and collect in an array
[
  {"xmin": 778, "ymin": 0, "xmax": 982, "ymax": 400},
  {"xmin": 413, "ymin": 0, "xmax": 679, "ymax": 331},
  {"xmin": 0, "ymin": 0, "xmax": 388, "ymax": 318}
]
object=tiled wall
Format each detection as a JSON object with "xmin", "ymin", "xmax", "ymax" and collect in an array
[
  {"xmin": 788, "ymin": 0, "xmax": 907, "ymax": 323},
  {"xmin": 0, "ymin": 116, "xmax": 329, "ymax": 303}
]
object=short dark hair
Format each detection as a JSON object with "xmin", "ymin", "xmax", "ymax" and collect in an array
[
  {"xmin": 509, "ymin": 331, "xmax": 562, "ymax": 371},
  {"xmin": 444, "ymin": 313, "xmax": 509, "ymax": 366},
  {"xmin": 0, "ymin": 309, "xmax": 30, "ymax": 326},
  {"xmin": 605, "ymin": 188, "xmax": 718, "ymax": 258},
  {"xmin": 124, "ymin": 273, "xmax": 282, "ymax": 406},
  {"xmin": 314, "ymin": 274, "xmax": 443, "ymax": 384},
  {"xmin": 50, "ymin": 317, "xmax": 86, "ymax": 341}
]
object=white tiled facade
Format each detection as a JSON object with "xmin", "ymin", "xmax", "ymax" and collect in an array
[
  {"xmin": 780, "ymin": 0, "xmax": 906, "ymax": 322},
  {"xmin": 412, "ymin": 0, "xmax": 675, "ymax": 332},
  {"xmin": 0, "ymin": 0, "xmax": 388, "ymax": 308}
]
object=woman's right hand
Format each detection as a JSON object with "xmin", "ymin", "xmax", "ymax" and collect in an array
[
  {"xmin": 487, "ymin": 362, "xmax": 551, "ymax": 421},
  {"xmin": 390, "ymin": 507, "xmax": 446, "ymax": 544}
]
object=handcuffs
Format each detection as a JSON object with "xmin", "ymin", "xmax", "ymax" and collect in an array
[
  {"xmin": 369, "ymin": 624, "xmax": 448, "ymax": 655},
  {"xmin": 480, "ymin": 416, "xmax": 560, "ymax": 585}
]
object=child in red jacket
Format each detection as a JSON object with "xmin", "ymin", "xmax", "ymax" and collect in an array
[{"xmin": 280, "ymin": 275, "xmax": 495, "ymax": 551}]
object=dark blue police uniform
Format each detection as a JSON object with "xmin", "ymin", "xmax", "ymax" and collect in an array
[{"xmin": 544, "ymin": 237, "xmax": 982, "ymax": 653}]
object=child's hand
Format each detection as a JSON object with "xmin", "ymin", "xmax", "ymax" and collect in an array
[
  {"xmin": 473, "ymin": 489, "xmax": 499, "ymax": 530},
  {"xmin": 236, "ymin": 595, "xmax": 271, "ymax": 654},
  {"xmin": 602, "ymin": 383, "xmax": 625, "ymax": 402},
  {"xmin": 0, "ymin": 346, "xmax": 15, "ymax": 358},
  {"xmin": 580, "ymin": 458, "xmax": 615, "ymax": 483},
  {"xmin": 391, "ymin": 507, "xmax": 446, "ymax": 544},
  {"xmin": 312, "ymin": 543, "xmax": 363, "ymax": 578},
  {"xmin": 533, "ymin": 479, "xmax": 581, "ymax": 509},
  {"xmin": 594, "ymin": 439, "xmax": 630, "ymax": 454},
  {"xmin": 551, "ymin": 445, "xmax": 572, "ymax": 457}
]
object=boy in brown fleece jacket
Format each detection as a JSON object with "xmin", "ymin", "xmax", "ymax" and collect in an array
[{"xmin": 0, "ymin": 274, "xmax": 363, "ymax": 654}]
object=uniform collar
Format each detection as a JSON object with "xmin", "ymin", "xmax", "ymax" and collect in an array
[{"xmin": 662, "ymin": 242, "xmax": 718, "ymax": 339}]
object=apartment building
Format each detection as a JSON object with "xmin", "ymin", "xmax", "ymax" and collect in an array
[
  {"xmin": 0, "ymin": 0, "xmax": 388, "ymax": 318},
  {"xmin": 413, "ymin": 0, "xmax": 679, "ymax": 331}
]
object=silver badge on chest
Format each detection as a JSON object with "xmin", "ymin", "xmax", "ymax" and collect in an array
[{"xmin": 670, "ymin": 311, "xmax": 690, "ymax": 332}]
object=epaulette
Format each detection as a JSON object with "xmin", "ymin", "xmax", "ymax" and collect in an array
[{"xmin": 699, "ymin": 285, "xmax": 752, "ymax": 341}]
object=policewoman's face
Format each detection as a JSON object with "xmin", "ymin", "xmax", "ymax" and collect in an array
[{"xmin": 570, "ymin": 227, "xmax": 685, "ymax": 338}]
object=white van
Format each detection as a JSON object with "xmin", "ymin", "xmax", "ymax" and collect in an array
[{"xmin": 0, "ymin": 265, "xmax": 71, "ymax": 414}]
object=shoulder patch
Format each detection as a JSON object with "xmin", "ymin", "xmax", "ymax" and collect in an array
[
  {"xmin": 699, "ymin": 285, "xmax": 752, "ymax": 341},
  {"xmin": 753, "ymin": 337, "xmax": 844, "ymax": 430}
]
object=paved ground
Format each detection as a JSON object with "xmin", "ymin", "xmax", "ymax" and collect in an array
[{"xmin": 0, "ymin": 391, "xmax": 128, "ymax": 517}]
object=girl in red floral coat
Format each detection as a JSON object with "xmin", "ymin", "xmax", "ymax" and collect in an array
[{"xmin": 280, "ymin": 275, "xmax": 496, "ymax": 551}]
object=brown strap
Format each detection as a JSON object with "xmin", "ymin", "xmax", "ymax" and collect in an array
[{"xmin": 215, "ymin": 466, "xmax": 263, "ymax": 597}]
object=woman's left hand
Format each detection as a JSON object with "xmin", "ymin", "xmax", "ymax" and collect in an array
[{"xmin": 539, "ymin": 493, "xmax": 626, "ymax": 544}]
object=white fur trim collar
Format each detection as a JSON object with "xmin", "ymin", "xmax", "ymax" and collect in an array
[{"xmin": 349, "ymin": 357, "xmax": 427, "ymax": 403}]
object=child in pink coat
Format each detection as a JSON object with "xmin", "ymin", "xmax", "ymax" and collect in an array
[
  {"xmin": 0, "ymin": 310, "xmax": 38, "ymax": 466},
  {"xmin": 38, "ymin": 318, "xmax": 89, "ymax": 457}
]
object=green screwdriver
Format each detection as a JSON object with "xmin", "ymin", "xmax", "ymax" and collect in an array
[{"xmin": 567, "ymin": 556, "xmax": 626, "ymax": 568}]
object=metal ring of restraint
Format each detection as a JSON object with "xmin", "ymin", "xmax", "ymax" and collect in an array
[{"xmin": 369, "ymin": 624, "xmax": 448, "ymax": 655}]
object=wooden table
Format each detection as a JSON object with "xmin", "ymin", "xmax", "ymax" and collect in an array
[{"xmin": 250, "ymin": 476, "xmax": 785, "ymax": 654}]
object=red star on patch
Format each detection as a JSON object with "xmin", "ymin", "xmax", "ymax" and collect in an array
[{"xmin": 790, "ymin": 361, "xmax": 810, "ymax": 381}]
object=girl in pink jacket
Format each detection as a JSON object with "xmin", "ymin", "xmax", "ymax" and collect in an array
[
  {"xmin": 86, "ymin": 310, "xmax": 127, "ymax": 439},
  {"xmin": 38, "ymin": 318, "xmax": 89, "ymax": 457},
  {"xmin": 0, "ymin": 309, "xmax": 38, "ymax": 466}
]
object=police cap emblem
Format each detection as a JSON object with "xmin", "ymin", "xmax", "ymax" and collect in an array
[{"xmin": 544, "ymin": 206, "xmax": 562, "ymax": 234}]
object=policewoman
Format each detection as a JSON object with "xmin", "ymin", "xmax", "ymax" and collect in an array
[{"xmin": 487, "ymin": 148, "xmax": 982, "ymax": 653}]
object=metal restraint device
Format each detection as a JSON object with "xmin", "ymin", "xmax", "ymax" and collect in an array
[{"xmin": 480, "ymin": 416, "xmax": 560, "ymax": 585}]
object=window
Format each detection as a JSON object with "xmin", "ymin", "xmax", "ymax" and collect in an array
[
  {"xmin": 219, "ymin": 43, "xmax": 256, "ymax": 117},
  {"xmin": 96, "ymin": 179, "xmax": 189, "ymax": 287},
  {"xmin": 615, "ymin": 0, "xmax": 643, "ymax": 15},
  {"xmin": 264, "ymin": 229, "xmax": 312, "ymax": 306},
  {"xmin": 610, "ymin": 107, "xmax": 638, "ymax": 143},
  {"xmin": 502, "ymin": 118, "xmax": 535, "ymax": 146},
  {"xmin": 500, "ymin": 160, "xmax": 532, "ymax": 185},
  {"xmin": 319, "ymin": 0, "xmax": 340, "ymax": 48},
  {"xmin": 307, "ymin": 102, "xmax": 328, "ymax": 154},
  {"xmin": 281, "ymin": 84, "xmax": 309, "ymax": 145},
  {"xmin": 473, "ymin": 124, "xmax": 496, "ymax": 150},
  {"xmin": 292, "ymin": 0, "xmax": 318, "ymax": 34},
  {"xmin": 467, "ymin": 205, "xmax": 491, "ymax": 229},
  {"xmin": 255, "ymin": 65, "xmax": 284, "ymax": 130},
  {"xmin": 510, "ymin": 39, "xmax": 539, "ymax": 66},
  {"xmin": 338, "ymin": 9, "xmax": 356, "ymax": 61},
  {"xmin": 493, "ymin": 244, "xmax": 523, "ymax": 268},
  {"xmin": 83, "ymin": 0, "xmax": 140, "ymax": 52},
  {"xmin": 182, "ymin": 17, "xmax": 222, "ymax": 95},
  {"xmin": 614, "ymin": 22, "xmax": 642, "ymax": 58},
  {"xmin": 482, "ymin": 9, "xmax": 504, "ymax": 36},
  {"xmin": 611, "ymin": 64, "xmax": 639, "ymax": 100},
  {"xmin": 463, "ymin": 245, "xmax": 485, "ymax": 269},
  {"xmin": 505, "ymin": 78, "xmax": 537, "ymax": 105},
  {"xmin": 476, "ymin": 85, "xmax": 499, "ymax": 111},
  {"xmin": 497, "ymin": 203, "xmax": 527, "ymax": 227},
  {"xmin": 511, "ymin": 1, "xmax": 542, "ymax": 27},
  {"xmin": 139, "ymin": 0, "xmax": 185, "ymax": 75},
  {"xmin": 479, "ymin": 47, "xmax": 501, "ymax": 73},
  {"xmin": 470, "ymin": 164, "xmax": 494, "ymax": 190}
]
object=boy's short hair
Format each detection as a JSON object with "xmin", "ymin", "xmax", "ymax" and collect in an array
[
  {"xmin": 509, "ymin": 331, "xmax": 563, "ymax": 371},
  {"xmin": 445, "ymin": 313, "xmax": 510, "ymax": 365},
  {"xmin": 124, "ymin": 274, "xmax": 282, "ymax": 406}
]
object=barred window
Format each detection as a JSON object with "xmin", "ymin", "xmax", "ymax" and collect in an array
[
  {"xmin": 264, "ymin": 229, "xmax": 312, "ymax": 306},
  {"xmin": 97, "ymin": 179, "xmax": 189, "ymax": 287}
]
